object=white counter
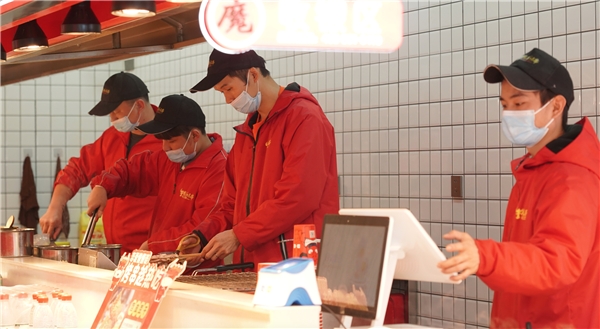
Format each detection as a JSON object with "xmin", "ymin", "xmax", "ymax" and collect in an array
[{"xmin": 0, "ymin": 257, "xmax": 320, "ymax": 328}]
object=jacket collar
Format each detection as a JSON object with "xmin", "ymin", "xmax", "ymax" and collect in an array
[
  {"xmin": 234, "ymin": 82, "xmax": 303, "ymax": 135},
  {"xmin": 182, "ymin": 133, "xmax": 225, "ymax": 170}
]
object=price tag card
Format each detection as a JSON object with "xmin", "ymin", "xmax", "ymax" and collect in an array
[{"xmin": 91, "ymin": 250, "xmax": 186, "ymax": 329}]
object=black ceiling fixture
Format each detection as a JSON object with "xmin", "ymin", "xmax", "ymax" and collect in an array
[
  {"xmin": 1, "ymin": 45, "xmax": 6, "ymax": 62},
  {"xmin": 12, "ymin": 20, "xmax": 49, "ymax": 52},
  {"xmin": 111, "ymin": 1, "xmax": 156, "ymax": 17},
  {"xmin": 61, "ymin": 1, "xmax": 102, "ymax": 35}
]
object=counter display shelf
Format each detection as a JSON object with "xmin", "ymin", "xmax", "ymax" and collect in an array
[{"xmin": 0, "ymin": 257, "xmax": 320, "ymax": 328}]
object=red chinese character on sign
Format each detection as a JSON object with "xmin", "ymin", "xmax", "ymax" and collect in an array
[{"xmin": 218, "ymin": 0, "xmax": 253, "ymax": 33}]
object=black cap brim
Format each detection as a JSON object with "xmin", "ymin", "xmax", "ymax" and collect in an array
[
  {"xmin": 190, "ymin": 71, "xmax": 228, "ymax": 93},
  {"xmin": 88, "ymin": 100, "xmax": 121, "ymax": 116},
  {"xmin": 483, "ymin": 65, "xmax": 545, "ymax": 91},
  {"xmin": 137, "ymin": 120, "xmax": 177, "ymax": 135}
]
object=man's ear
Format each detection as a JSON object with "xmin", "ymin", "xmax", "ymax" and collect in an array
[
  {"xmin": 551, "ymin": 95, "xmax": 567, "ymax": 119},
  {"xmin": 191, "ymin": 128, "xmax": 202, "ymax": 141},
  {"xmin": 134, "ymin": 98, "xmax": 145, "ymax": 109},
  {"xmin": 249, "ymin": 67, "xmax": 260, "ymax": 83}
]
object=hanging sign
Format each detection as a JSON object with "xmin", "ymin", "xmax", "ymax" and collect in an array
[
  {"xmin": 91, "ymin": 250, "xmax": 186, "ymax": 329},
  {"xmin": 199, "ymin": 0, "xmax": 404, "ymax": 54}
]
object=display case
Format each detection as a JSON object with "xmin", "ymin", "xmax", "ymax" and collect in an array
[{"xmin": 0, "ymin": 257, "xmax": 320, "ymax": 328}]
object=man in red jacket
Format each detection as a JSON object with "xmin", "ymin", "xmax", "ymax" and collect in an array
[
  {"xmin": 438, "ymin": 48, "xmax": 600, "ymax": 328},
  {"xmin": 40, "ymin": 72, "xmax": 162, "ymax": 253},
  {"xmin": 180, "ymin": 49, "xmax": 339, "ymax": 270},
  {"xmin": 86, "ymin": 94, "xmax": 226, "ymax": 270}
]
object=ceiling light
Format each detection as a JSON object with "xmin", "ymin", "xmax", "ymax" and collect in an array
[
  {"xmin": 12, "ymin": 20, "xmax": 49, "ymax": 52},
  {"xmin": 1, "ymin": 45, "xmax": 6, "ymax": 62},
  {"xmin": 61, "ymin": 1, "xmax": 101, "ymax": 35},
  {"xmin": 111, "ymin": 1, "xmax": 156, "ymax": 17}
]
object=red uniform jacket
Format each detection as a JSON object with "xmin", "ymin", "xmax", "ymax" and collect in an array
[
  {"xmin": 91, "ymin": 134, "xmax": 227, "ymax": 269},
  {"xmin": 195, "ymin": 83, "xmax": 340, "ymax": 270},
  {"xmin": 476, "ymin": 118, "xmax": 600, "ymax": 328},
  {"xmin": 55, "ymin": 126, "xmax": 162, "ymax": 253}
]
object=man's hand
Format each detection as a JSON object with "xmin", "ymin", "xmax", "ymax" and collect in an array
[
  {"xmin": 139, "ymin": 240, "xmax": 149, "ymax": 250},
  {"xmin": 198, "ymin": 229, "xmax": 240, "ymax": 262},
  {"xmin": 39, "ymin": 206, "xmax": 64, "ymax": 240},
  {"xmin": 40, "ymin": 185, "xmax": 74, "ymax": 240},
  {"xmin": 87, "ymin": 186, "xmax": 108, "ymax": 218},
  {"xmin": 437, "ymin": 230, "xmax": 480, "ymax": 282}
]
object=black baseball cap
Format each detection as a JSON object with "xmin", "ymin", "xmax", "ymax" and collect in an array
[
  {"xmin": 483, "ymin": 48, "xmax": 574, "ymax": 108},
  {"xmin": 89, "ymin": 72, "xmax": 149, "ymax": 116},
  {"xmin": 190, "ymin": 49, "xmax": 266, "ymax": 93},
  {"xmin": 137, "ymin": 94, "xmax": 205, "ymax": 134}
]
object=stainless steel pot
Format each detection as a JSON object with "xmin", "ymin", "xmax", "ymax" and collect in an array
[
  {"xmin": 0, "ymin": 227, "xmax": 34, "ymax": 257},
  {"xmin": 38, "ymin": 246, "xmax": 79, "ymax": 263},
  {"xmin": 81, "ymin": 244, "xmax": 121, "ymax": 264}
]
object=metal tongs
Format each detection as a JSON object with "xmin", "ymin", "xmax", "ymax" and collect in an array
[
  {"xmin": 150, "ymin": 234, "xmax": 202, "ymax": 264},
  {"xmin": 81, "ymin": 210, "xmax": 99, "ymax": 246}
]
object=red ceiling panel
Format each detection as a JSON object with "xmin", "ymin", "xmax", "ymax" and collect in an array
[{"xmin": 0, "ymin": 1, "xmax": 182, "ymax": 52}]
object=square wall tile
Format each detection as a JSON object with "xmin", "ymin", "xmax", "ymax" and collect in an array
[{"xmin": 553, "ymin": 8, "xmax": 566, "ymax": 35}]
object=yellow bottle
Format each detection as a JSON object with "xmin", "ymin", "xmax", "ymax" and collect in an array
[{"xmin": 79, "ymin": 210, "xmax": 107, "ymax": 245}]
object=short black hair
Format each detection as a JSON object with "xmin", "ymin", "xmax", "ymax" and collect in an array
[
  {"xmin": 539, "ymin": 89, "xmax": 568, "ymax": 130},
  {"xmin": 154, "ymin": 125, "xmax": 205, "ymax": 140},
  {"xmin": 228, "ymin": 67, "xmax": 270, "ymax": 83}
]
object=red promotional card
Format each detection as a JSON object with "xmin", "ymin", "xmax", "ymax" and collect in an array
[{"xmin": 92, "ymin": 250, "xmax": 185, "ymax": 329}]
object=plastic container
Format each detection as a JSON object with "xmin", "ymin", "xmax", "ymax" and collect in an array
[
  {"xmin": 29, "ymin": 293, "xmax": 39, "ymax": 327},
  {"xmin": 55, "ymin": 294, "xmax": 77, "ymax": 328},
  {"xmin": 0, "ymin": 293, "xmax": 14, "ymax": 328},
  {"xmin": 14, "ymin": 292, "xmax": 31, "ymax": 327},
  {"xmin": 33, "ymin": 233, "xmax": 51, "ymax": 247},
  {"xmin": 32, "ymin": 295, "xmax": 53, "ymax": 328},
  {"xmin": 50, "ymin": 290, "xmax": 62, "ymax": 314},
  {"xmin": 53, "ymin": 294, "xmax": 63, "ymax": 328}
]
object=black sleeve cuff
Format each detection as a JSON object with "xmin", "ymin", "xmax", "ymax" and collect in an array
[{"xmin": 193, "ymin": 230, "xmax": 209, "ymax": 250}]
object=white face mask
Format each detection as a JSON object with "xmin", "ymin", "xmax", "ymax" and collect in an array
[
  {"xmin": 165, "ymin": 132, "xmax": 197, "ymax": 163},
  {"xmin": 230, "ymin": 72, "xmax": 261, "ymax": 114},
  {"xmin": 111, "ymin": 102, "xmax": 141, "ymax": 133},
  {"xmin": 501, "ymin": 100, "xmax": 554, "ymax": 147}
]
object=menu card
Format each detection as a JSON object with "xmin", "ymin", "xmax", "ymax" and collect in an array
[{"xmin": 91, "ymin": 250, "xmax": 185, "ymax": 329}]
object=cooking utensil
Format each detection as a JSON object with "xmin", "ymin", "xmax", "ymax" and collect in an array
[
  {"xmin": 81, "ymin": 210, "xmax": 98, "ymax": 246},
  {"xmin": 150, "ymin": 252, "xmax": 204, "ymax": 264},
  {"xmin": 4, "ymin": 215, "xmax": 14, "ymax": 229},
  {"xmin": 81, "ymin": 244, "xmax": 121, "ymax": 264},
  {"xmin": 191, "ymin": 262, "xmax": 255, "ymax": 275},
  {"xmin": 38, "ymin": 246, "xmax": 79, "ymax": 263},
  {"xmin": 150, "ymin": 234, "xmax": 201, "ymax": 264},
  {"xmin": 79, "ymin": 209, "xmax": 121, "ymax": 264},
  {"xmin": 1, "ymin": 216, "xmax": 34, "ymax": 258}
]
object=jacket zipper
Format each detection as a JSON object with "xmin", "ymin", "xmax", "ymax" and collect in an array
[
  {"xmin": 173, "ymin": 165, "xmax": 184, "ymax": 194},
  {"xmin": 235, "ymin": 129, "xmax": 254, "ymax": 264},
  {"xmin": 243, "ymin": 128, "xmax": 261, "ymax": 265},
  {"xmin": 237, "ymin": 115, "xmax": 288, "ymax": 263}
]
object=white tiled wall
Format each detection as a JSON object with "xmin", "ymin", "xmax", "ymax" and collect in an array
[
  {"xmin": 1, "ymin": 0, "xmax": 599, "ymax": 327},
  {"xmin": 0, "ymin": 64, "xmax": 124, "ymax": 244}
]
